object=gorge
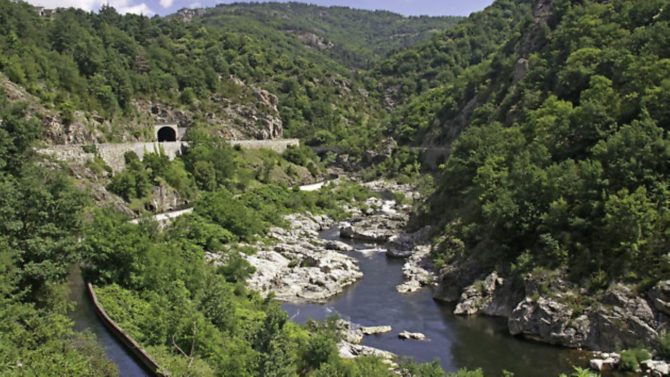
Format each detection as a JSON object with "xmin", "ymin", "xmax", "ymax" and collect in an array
[{"xmin": 1, "ymin": 0, "xmax": 669, "ymax": 376}]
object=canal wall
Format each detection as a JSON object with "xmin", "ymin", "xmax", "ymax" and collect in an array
[{"xmin": 87, "ymin": 283, "xmax": 167, "ymax": 377}]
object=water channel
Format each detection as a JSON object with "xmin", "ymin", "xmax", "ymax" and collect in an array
[{"xmin": 68, "ymin": 266, "xmax": 150, "ymax": 377}]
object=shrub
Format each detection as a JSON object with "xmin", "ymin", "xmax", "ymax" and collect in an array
[
  {"xmin": 619, "ymin": 348, "xmax": 651, "ymax": 371},
  {"xmin": 658, "ymin": 332, "xmax": 670, "ymax": 359}
]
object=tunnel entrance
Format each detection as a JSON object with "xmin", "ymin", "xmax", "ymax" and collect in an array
[{"xmin": 157, "ymin": 126, "xmax": 177, "ymax": 142}]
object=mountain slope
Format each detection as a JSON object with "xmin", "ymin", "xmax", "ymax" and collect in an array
[
  {"xmin": 418, "ymin": 0, "xmax": 670, "ymax": 352},
  {"xmin": 0, "ymin": 1, "xmax": 462, "ymax": 155},
  {"xmin": 185, "ymin": 2, "xmax": 462, "ymax": 69}
]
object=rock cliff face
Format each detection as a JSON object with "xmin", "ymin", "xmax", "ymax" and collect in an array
[
  {"xmin": 433, "ymin": 266, "xmax": 668, "ymax": 352},
  {"xmin": 137, "ymin": 78, "xmax": 283, "ymax": 141},
  {"xmin": 2, "ymin": 73, "xmax": 283, "ymax": 145}
]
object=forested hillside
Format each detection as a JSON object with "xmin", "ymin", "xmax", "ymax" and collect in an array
[
  {"xmin": 0, "ymin": 0, "xmax": 459, "ymax": 155},
  {"xmin": 412, "ymin": 0, "xmax": 670, "ymax": 355},
  {"xmin": 2, "ymin": 0, "xmax": 670, "ymax": 374},
  {"xmin": 426, "ymin": 0, "xmax": 670, "ymax": 287},
  {"xmin": 189, "ymin": 2, "xmax": 461, "ymax": 69}
]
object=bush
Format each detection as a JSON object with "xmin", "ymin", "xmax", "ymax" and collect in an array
[
  {"xmin": 195, "ymin": 189, "xmax": 265, "ymax": 241},
  {"xmin": 619, "ymin": 348, "xmax": 651, "ymax": 371},
  {"xmin": 658, "ymin": 332, "xmax": 670, "ymax": 359},
  {"xmin": 283, "ymin": 145, "xmax": 320, "ymax": 168}
]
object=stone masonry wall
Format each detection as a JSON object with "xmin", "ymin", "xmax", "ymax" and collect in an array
[
  {"xmin": 38, "ymin": 139, "xmax": 300, "ymax": 172},
  {"xmin": 229, "ymin": 139, "xmax": 300, "ymax": 153},
  {"xmin": 39, "ymin": 142, "xmax": 186, "ymax": 172}
]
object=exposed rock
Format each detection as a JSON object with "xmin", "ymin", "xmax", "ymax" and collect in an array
[
  {"xmin": 397, "ymin": 244, "xmax": 436, "ymax": 294},
  {"xmin": 588, "ymin": 357, "xmax": 617, "ymax": 372},
  {"xmin": 508, "ymin": 297, "xmax": 589, "ymax": 347},
  {"xmin": 649, "ymin": 280, "xmax": 670, "ymax": 316},
  {"xmin": 397, "ymin": 280, "xmax": 423, "ymax": 294},
  {"xmin": 588, "ymin": 353, "xmax": 670, "ymax": 376},
  {"xmin": 338, "ymin": 341, "xmax": 396, "ymax": 366},
  {"xmin": 324, "ymin": 240, "xmax": 354, "ymax": 252},
  {"xmin": 339, "ymin": 209, "xmax": 407, "ymax": 243},
  {"xmin": 387, "ymin": 226, "xmax": 432, "ymax": 258},
  {"xmin": 433, "ymin": 261, "xmax": 483, "ymax": 302},
  {"xmin": 335, "ymin": 320, "xmax": 364, "ymax": 344},
  {"xmin": 513, "ymin": 58, "xmax": 530, "ymax": 83},
  {"xmin": 454, "ymin": 272, "xmax": 504, "ymax": 315},
  {"xmin": 361, "ymin": 326, "xmax": 392, "ymax": 335},
  {"xmin": 288, "ymin": 30, "xmax": 335, "ymax": 50},
  {"xmin": 398, "ymin": 331, "xmax": 427, "ymax": 341},
  {"xmin": 587, "ymin": 284, "xmax": 659, "ymax": 351},
  {"xmin": 240, "ymin": 213, "xmax": 362, "ymax": 303},
  {"xmin": 506, "ymin": 283, "xmax": 662, "ymax": 351},
  {"xmin": 361, "ymin": 180, "xmax": 420, "ymax": 201},
  {"xmin": 149, "ymin": 182, "xmax": 188, "ymax": 213}
]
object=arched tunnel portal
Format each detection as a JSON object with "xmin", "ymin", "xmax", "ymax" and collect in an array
[{"xmin": 157, "ymin": 126, "xmax": 177, "ymax": 142}]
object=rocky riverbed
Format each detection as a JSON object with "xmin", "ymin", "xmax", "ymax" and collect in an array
[
  {"xmin": 240, "ymin": 180, "xmax": 430, "ymax": 304},
  {"xmin": 237, "ymin": 179, "xmax": 439, "ymax": 364},
  {"xmin": 242, "ymin": 213, "xmax": 362, "ymax": 303}
]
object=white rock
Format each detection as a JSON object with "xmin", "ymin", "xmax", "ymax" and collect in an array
[
  {"xmin": 398, "ymin": 331, "xmax": 427, "ymax": 341},
  {"xmin": 589, "ymin": 359, "xmax": 604, "ymax": 371},
  {"xmin": 361, "ymin": 326, "xmax": 392, "ymax": 335}
]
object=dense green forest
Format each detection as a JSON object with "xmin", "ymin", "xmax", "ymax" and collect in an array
[
  {"xmin": 0, "ymin": 0, "xmax": 458, "ymax": 154},
  {"xmin": 193, "ymin": 2, "xmax": 462, "ymax": 69},
  {"xmin": 420, "ymin": 0, "xmax": 670, "ymax": 292},
  {"xmin": 0, "ymin": 101, "xmax": 117, "ymax": 375},
  {"xmin": 2, "ymin": 0, "xmax": 670, "ymax": 375}
]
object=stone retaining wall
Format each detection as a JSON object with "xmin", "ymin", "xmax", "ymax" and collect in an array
[
  {"xmin": 38, "ymin": 139, "xmax": 299, "ymax": 172},
  {"xmin": 87, "ymin": 283, "xmax": 167, "ymax": 377},
  {"xmin": 39, "ymin": 142, "xmax": 186, "ymax": 172},
  {"xmin": 229, "ymin": 138, "xmax": 299, "ymax": 153}
]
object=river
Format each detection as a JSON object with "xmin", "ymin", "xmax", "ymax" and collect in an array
[{"xmin": 283, "ymin": 226, "xmax": 588, "ymax": 377}]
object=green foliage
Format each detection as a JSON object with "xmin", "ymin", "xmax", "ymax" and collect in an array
[
  {"xmin": 558, "ymin": 367, "xmax": 599, "ymax": 377},
  {"xmin": 658, "ymin": 332, "xmax": 670, "ymax": 359},
  {"xmin": 0, "ymin": 0, "xmax": 452, "ymax": 155},
  {"xmin": 423, "ymin": 0, "xmax": 670, "ymax": 288},
  {"xmin": 0, "ymin": 102, "xmax": 113, "ymax": 375},
  {"xmin": 619, "ymin": 348, "xmax": 652, "ymax": 371},
  {"xmin": 399, "ymin": 361, "xmax": 449, "ymax": 377},
  {"xmin": 196, "ymin": 189, "xmax": 265, "ymax": 241},
  {"xmin": 200, "ymin": 2, "xmax": 461, "ymax": 69},
  {"xmin": 373, "ymin": 0, "xmax": 532, "ymax": 117}
]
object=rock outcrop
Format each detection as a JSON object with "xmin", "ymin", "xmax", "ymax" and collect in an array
[
  {"xmin": 454, "ymin": 272, "xmax": 506, "ymax": 316},
  {"xmin": 435, "ymin": 260, "xmax": 667, "ymax": 351},
  {"xmin": 587, "ymin": 284, "xmax": 659, "ymax": 351},
  {"xmin": 339, "ymin": 195, "xmax": 410, "ymax": 242},
  {"xmin": 361, "ymin": 326, "xmax": 392, "ymax": 335},
  {"xmin": 508, "ymin": 297, "xmax": 589, "ymax": 347},
  {"xmin": 338, "ymin": 342, "xmax": 396, "ymax": 366},
  {"xmin": 649, "ymin": 280, "xmax": 670, "ymax": 317},
  {"xmin": 242, "ymin": 213, "xmax": 362, "ymax": 303},
  {"xmin": 398, "ymin": 331, "xmax": 427, "ymax": 341},
  {"xmin": 397, "ymin": 244, "xmax": 435, "ymax": 294}
]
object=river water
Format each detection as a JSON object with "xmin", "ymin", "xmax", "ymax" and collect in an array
[
  {"xmin": 283, "ymin": 227, "xmax": 587, "ymax": 377},
  {"xmin": 67, "ymin": 266, "xmax": 150, "ymax": 377}
]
